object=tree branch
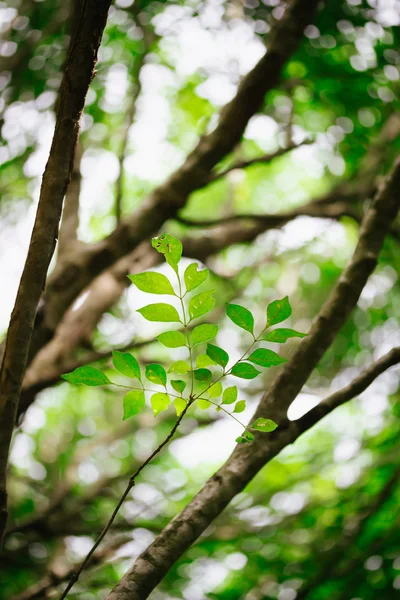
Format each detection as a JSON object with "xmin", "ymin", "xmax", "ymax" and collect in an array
[
  {"xmin": 43, "ymin": 0, "xmax": 322, "ymax": 332},
  {"xmin": 57, "ymin": 140, "xmax": 82, "ymax": 255},
  {"xmin": 103, "ymin": 158, "xmax": 400, "ymax": 600},
  {"xmin": 0, "ymin": 0, "xmax": 112, "ymax": 547}
]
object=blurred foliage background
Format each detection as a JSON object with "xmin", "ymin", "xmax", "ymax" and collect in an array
[{"xmin": 1, "ymin": 0, "xmax": 400, "ymax": 598}]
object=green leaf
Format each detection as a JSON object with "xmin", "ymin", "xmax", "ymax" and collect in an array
[
  {"xmin": 198, "ymin": 399, "xmax": 210, "ymax": 410},
  {"xmin": 184, "ymin": 262, "xmax": 209, "ymax": 292},
  {"xmin": 222, "ymin": 386, "xmax": 238, "ymax": 405},
  {"xmin": 189, "ymin": 291, "xmax": 215, "ymax": 321},
  {"xmin": 231, "ymin": 363, "xmax": 260, "ymax": 379},
  {"xmin": 169, "ymin": 360, "xmax": 191, "ymax": 374},
  {"xmin": 236, "ymin": 431, "xmax": 254, "ymax": 443},
  {"xmin": 194, "ymin": 368, "xmax": 212, "ymax": 383},
  {"xmin": 196, "ymin": 354, "xmax": 216, "ymax": 368},
  {"xmin": 191, "ymin": 324, "xmax": 218, "ymax": 346},
  {"xmin": 267, "ymin": 296, "xmax": 292, "ymax": 326},
  {"xmin": 251, "ymin": 417, "xmax": 278, "ymax": 432},
  {"xmin": 234, "ymin": 400, "xmax": 246, "ymax": 413},
  {"xmin": 151, "ymin": 392, "xmax": 170, "ymax": 416},
  {"xmin": 145, "ymin": 363, "xmax": 167, "ymax": 386},
  {"xmin": 128, "ymin": 272, "xmax": 175, "ymax": 295},
  {"xmin": 157, "ymin": 330, "xmax": 187, "ymax": 348},
  {"xmin": 173, "ymin": 397, "xmax": 187, "ymax": 416},
  {"xmin": 208, "ymin": 382, "xmax": 223, "ymax": 398},
  {"xmin": 137, "ymin": 303, "xmax": 181, "ymax": 323},
  {"xmin": 206, "ymin": 343, "xmax": 229, "ymax": 369},
  {"xmin": 226, "ymin": 303, "xmax": 254, "ymax": 335},
  {"xmin": 171, "ymin": 379, "xmax": 186, "ymax": 394},
  {"xmin": 62, "ymin": 366, "xmax": 111, "ymax": 387},
  {"xmin": 264, "ymin": 328, "xmax": 307, "ymax": 343},
  {"xmin": 247, "ymin": 348, "xmax": 287, "ymax": 368},
  {"xmin": 123, "ymin": 390, "xmax": 145, "ymax": 420},
  {"xmin": 152, "ymin": 234, "xmax": 182, "ymax": 273},
  {"xmin": 112, "ymin": 351, "xmax": 141, "ymax": 380}
]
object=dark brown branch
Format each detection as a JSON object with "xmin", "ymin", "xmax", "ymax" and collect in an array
[
  {"xmin": 43, "ymin": 0, "xmax": 322, "ymax": 331},
  {"xmin": 103, "ymin": 158, "xmax": 400, "ymax": 600},
  {"xmin": 0, "ymin": 0, "xmax": 112, "ymax": 547}
]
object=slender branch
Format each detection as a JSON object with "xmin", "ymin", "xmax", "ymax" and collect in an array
[
  {"xmin": 0, "ymin": 0, "xmax": 112, "ymax": 547},
  {"xmin": 58, "ymin": 398, "xmax": 194, "ymax": 599},
  {"xmin": 102, "ymin": 158, "xmax": 400, "ymax": 600}
]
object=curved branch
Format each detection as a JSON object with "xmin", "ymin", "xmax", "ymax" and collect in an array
[{"xmin": 104, "ymin": 157, "xmax": 400, "ymax": 599}]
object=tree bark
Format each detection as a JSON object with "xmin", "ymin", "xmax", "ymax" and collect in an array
[{"xmin": 0, "ymin": 0, "xmax": 111, "ymax": 547}]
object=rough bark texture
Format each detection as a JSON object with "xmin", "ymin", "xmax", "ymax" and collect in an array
[
  {"xmin": 105, "ymin": 158, "xmax": 400, "ymax": 599},
  {"xmin": 0, "ymin": 0, "xmax": 111, "ymax": 547}
]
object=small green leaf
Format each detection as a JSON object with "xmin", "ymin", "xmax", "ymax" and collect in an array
[
  {"xmin": 145, "ymin": 363, "xmax": 167, "ymax": 386},
  {"xmin": 62, "ymin": 366, "xmax": 111, "ymax": 387},
  {"xmin": 112, "ymin": 351, "xmax": 141, "ymax": 380},
  {"xmin": 251, "ymin": 417, "xmax": 278, "ymax": 432},
  {"xmin": 152, "ymin": 234, "xmax": 182, "ymax": 273},
  {"xmin": 151, "ymin": 392, "xmax": 170, "ymax": 416},
  {"xmin": 222, "ymin": 386, "xmax": 238, "ymax": 405},
  {"xmin": 247, "ymin": 348, "xmax": 287, "ymax": 368},
  {"xmin": 169, "ymin": 360, "xmax": 191, "ymax": 374},
  {"xmin": 171, "ymin": 379, "xmax": 186, "ymax": 394},
  {"xmin": 191, "ymin": 324, "xmax": 219, "ymax": 346},
  {"xmin": 157, "ymin": 331, "xmax": 187, "ymax": 348},
  {"xmin": 123, "ymin": 390, "xmax": 145, "ymax": 420},
  {"xmin": 234, "ymin": 400, "xmax": 246, "ymax": 413},
  {"xmin": 173, "ymin": 397, "xmax": 187, "ymax": 416},
  {"xmin": 231, "ymin": 363, "xmax": 260, "ymax": 379},
  {"xmin": 226, "ymin": 303, "xmax": 254, "ymax": 335},
  {"xmin": 189, "ymin": 291, "xmax": 215, "ymax": 321},
  {"xmin": 264, "ymin": 328, "xmax": 307, "ymax": 343},
  {"xmin": 198, "ymin": 399, "xmax": 210, "ymax": 410},
  {"xmin": 184, "ymin": 262, "xmax": 209, "ymax": 292},
  {"xmin": 236, "ymin": 431, "xmax": 254, "ymax": 443},
  {"xmin": 267, "ymin": 296, "xmax": 292, "ymax": 326},
  {"xmin": 208, "ymin": 382, "xmax": 223, "ymax": 398},
  {"xmin": 206, "ymin": 343, "xmax": 229, "ymax": 369},
  {"xmin": 128, "ymin": 272, "xmax": 175, "ymax": 295},
  {"xmin": 137, "ymin": 303, "xmax": 181, "ymax": 323},
  {"xmin": 196, "ymin": 354, "xmax": 216, "ymax": 368},
  {"xmin": 194, "ymin": 368, "xmax": 212, "ymax": 383}
]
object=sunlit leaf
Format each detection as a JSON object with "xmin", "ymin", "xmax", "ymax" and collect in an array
[
  {"xmin": 208, "ymin": 382, "xmax": 223, "ymax": 398},
  {"xmin": 169, "ymin": 360, "xmax": 191, "ymax": 374},
  {"xmin": 151, "ymin": 392, "xmax": 170, "ymax": 416},
  {"xmin": 189, "ymin": 291, "xmax": 215, "ymax": 321},
  {"xmin": 157, "ymin": 330, "xmax": 187, "ymax": 348},
  {"xmin": 191, "ymin": 324, "xmax": 218, "ymax": 346},
  {"xmin": 145, "ymin": 363, "xmax": 167, "ymax": 386},
  {"xmin": 152, "ymin": 234, "xmax": 182, "ymax": 273},
  {"xmin": 184, "ymin": 262, "xmax": 209, "ymax": 292},
  {"xmin": 231, "ymin": 363, "xmax": 260, "ymax": 379},
  {"xmin": 267, "ymin": 296, "xmax": 292, "ymax": 326},
  {"xmin": 128, "ymin": 271, "xmax": 175, "ymax": 295},
  {"xmin": 222, "ymin": 386, "xmax": 238, "ymax": 405},
  {"xmin": 247, "ymin": 348, "xmax": 287, "ymax": 367},
  {"xmin": 234, "ymin": 400, "xmax": 246, "ymax": 413},
  {"xmin": 62, "ymin": 366, "xmax": 111, "ymax": 387},
  {"xmin": 123, "ymin": 390, "xmax": 145, "ymax": 420},
  {"xmin": 198, "ymin": 399, "xmax": 210, "ymax": 410},
  {"xmin": 112, "ymin": 351, "xmax": 141, "ymax": 380},
  {"xmin": 264, "ymin": 328, "xmax": 307, "ymax": 343},
  {"xmin": 226, "ymin": 303, "xmax": 254, "ymax": 335},
  {"xmin": 173, "ymin": 397, "xmax": 187, "ymax": 416},
  {"xmin": 206, "ymin": 343, "xmax": 229, "ymax": 369},
  {"xmin": 196, "ymin": 354, "xmax": 216, "ymax": 368},
  {"xmin": 137, "ymin": 303, "xmax": 181, "ymax": 323}
]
